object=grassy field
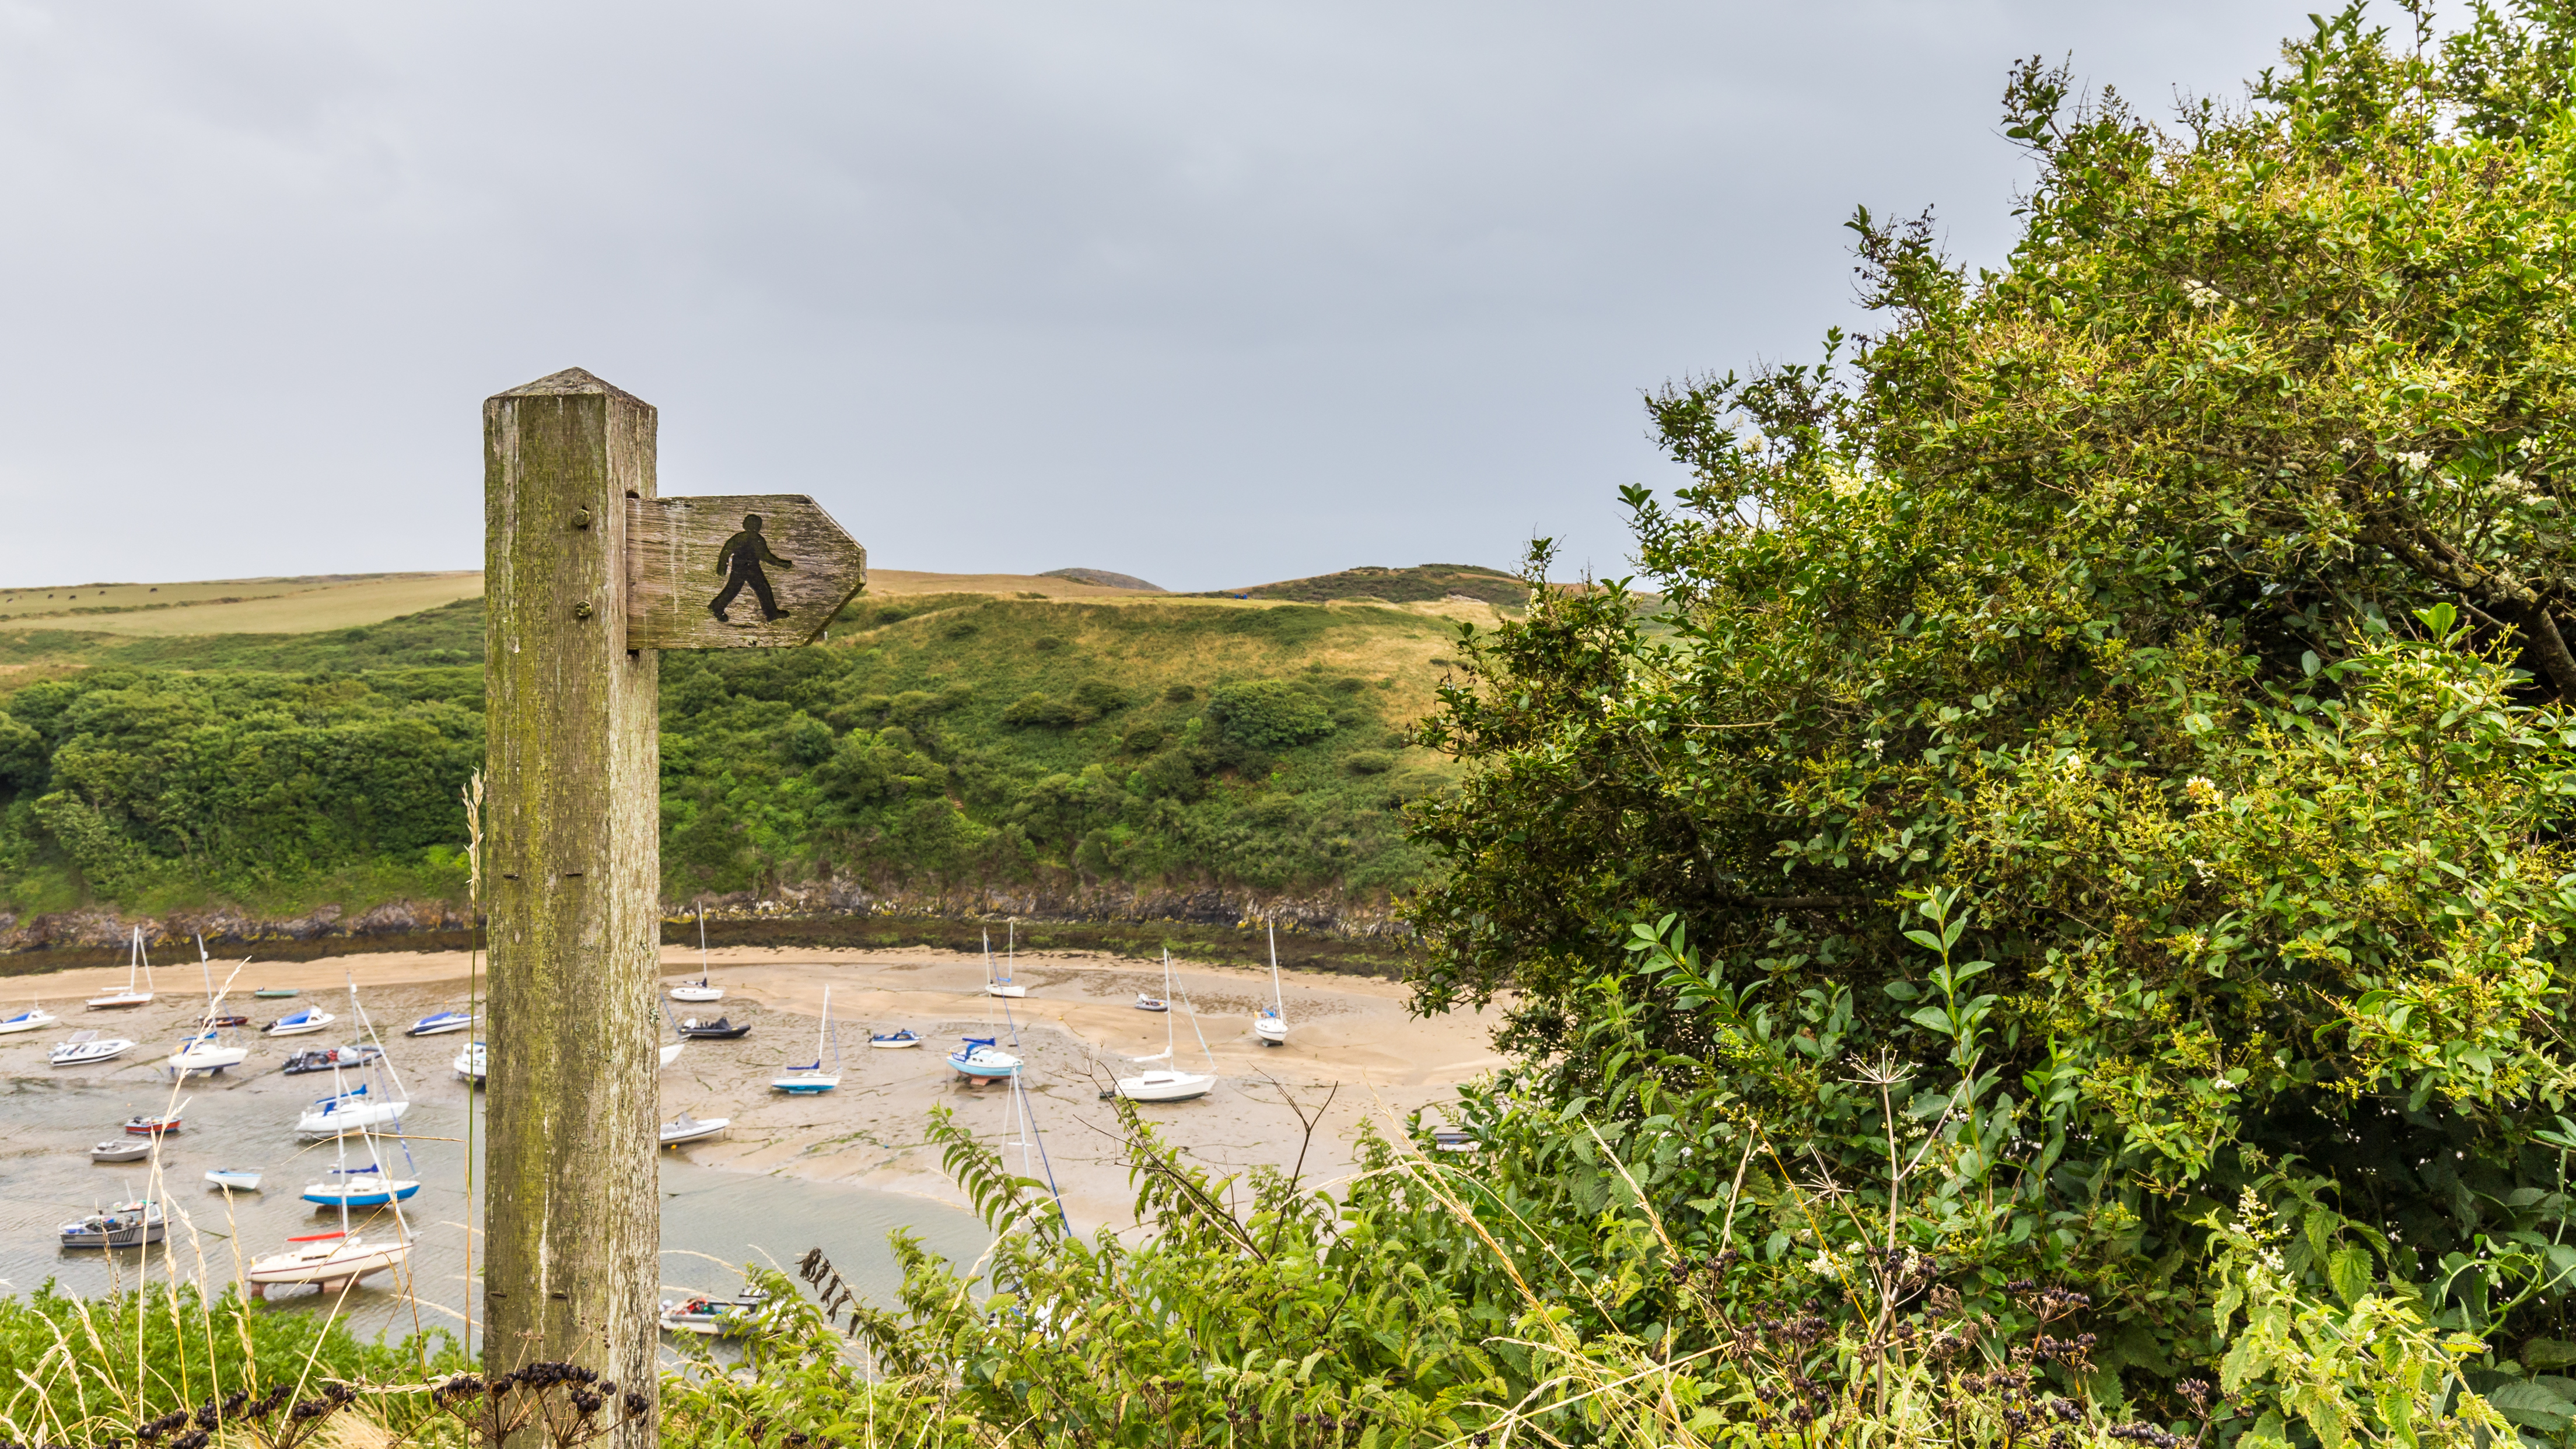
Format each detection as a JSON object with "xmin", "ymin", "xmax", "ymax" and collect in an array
[{"xmin": 0, "ymin": 570, "xmax": 482, "ymax": 634}]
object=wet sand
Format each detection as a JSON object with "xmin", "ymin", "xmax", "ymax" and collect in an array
[{"xmin": 7, "ymin": 943, "xmax": 1506, "ymax": 1230}]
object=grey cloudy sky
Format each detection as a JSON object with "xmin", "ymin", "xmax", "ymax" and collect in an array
[{"xmin": 0, "ymin": 1, "xmax": 2333, "ymax": 592}]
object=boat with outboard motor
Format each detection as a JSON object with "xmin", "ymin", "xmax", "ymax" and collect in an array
[
  {"xmin": 454, "ymin": 1040, "xmax": 486, "ymax": 1083},
  {"xmin": 677, "ymin": 1016, "xmax": 750, "ymax": 1040},
  {"xmin": 405, "ymin": 1009, "xmax": 473, "ymax": 1037},
  {"xmin": 264, "ymin": 1007, "xmax": 336, "ymax": 1037},
  {"xmin": 282, "ymin": 1044, "xmax": 383, "ymax": 1076},
  {"xmin": 868, "ymin": 1027, "xmax": 922, "ymax": 1049},
  {"xmin": 61, "ymin": 1199, "xmax": 164, "ymax": 1248},
  {"xmin": 90, "ymin": 1139, "xmax": 149, "ymax": 1164},
  {"xmin": 0, "ymin": 1004, "xmax": 57, "ymax": 1035},
  {"xmin": 659, "ymin": 1287, "xmax": 769, "ymax": 1335},
  {"xmin": 51, "ymin": 1030, "xmax": 134, "ymax": 1068},
  {"xmin": 660, "ymin": 1110, "xmax": 730, "ymax": 1147}
]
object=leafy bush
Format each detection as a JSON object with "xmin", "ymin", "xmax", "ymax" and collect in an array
[
  {"xmin": 1344, "ymin": 750, "xmax": 1394, "ymax": 775},
  {"xmin": 1000, "ymin": 692, "xmax": 1085, "ymax": 729},
  {"xmin": 1206, "ymin": 680, "xmax": 1336, "ymax": 751}
]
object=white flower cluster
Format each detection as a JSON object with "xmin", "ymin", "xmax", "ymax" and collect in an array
[
  {"xmin": 2397, "ymin": 450, "xmax": 2432, "ymax": 471},
  {"xmin": 2498, "ymin": 470, "xmax": 2538, "ymax": 496},
  {"xmin": 2183, "ymin": 775, "xmax": 2220, "ymax": 805},
  {"xmin": 2182, "ymin": 278, "xmax": 2225, "ymax": 309}
]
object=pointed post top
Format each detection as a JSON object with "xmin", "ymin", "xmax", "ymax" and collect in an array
[{"xmin": 490, "ymin": 368, "xmax": 648, "ymax": 404}]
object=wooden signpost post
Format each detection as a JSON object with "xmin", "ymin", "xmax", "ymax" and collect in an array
[{"xmin": 481, "ymin": 368, "xmax": 866, "ymax": 1435}]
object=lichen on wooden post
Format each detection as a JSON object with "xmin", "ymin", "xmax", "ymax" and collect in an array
[{"xmin": 481, "ymin": 366, "xmax": 660, "ymax": 1436}]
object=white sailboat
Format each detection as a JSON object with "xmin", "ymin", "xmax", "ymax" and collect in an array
[
  {"xmin": 770, "ymin": 986, "xmax": 842, "ymax": 1093},
  {"xmin": 293, "ymin": 979, "xmax": 408, "ymax": 1138},
  {"xmin": 671, "ymin": 908, "xmax": 723, "ymax": 1002},
  {"xmin": 86, "ymin": 928, "xmax": 155, "ymax": 1010},
  {"xmin": 985, "ymin": 926, "xmax": 1026, "ymax": 998},
  {"xmin": 1112, "ymin": 950, "xmax": 1216, "ymax": 1102},
  {"xmin": 251, "ymin": 1090, "xmax": 412, "ymax": 1297},
  {"xmin": 167, "ymin": 936, "xmax": 249, "ymax": 1076},
  {"xmin": 660, "ymin": 1110, "xmax": 730, "ymax": 1146},
  {"xmin": 1254, "ymin": 923, "xmax": 1288, "ymax": 1046}
]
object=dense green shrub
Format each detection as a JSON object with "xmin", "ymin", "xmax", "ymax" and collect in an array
[
  {"xmin": 1206, "ymin": 680, "xmax": 1336, "ymax": 751},
  {"xmin": 1000, "ymin": 692, "xmax": 1084, "ymax": 729}
]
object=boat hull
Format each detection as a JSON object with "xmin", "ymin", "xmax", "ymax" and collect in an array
[
  {"xmin": 660, "ymin": 1115, "xmax": 730, "ymax": 1146},
  {"xmin": 264, "ymin": 1015, "xmax": 334, "ymax": 1037},
  {"xmin": 868, "ymin": 1035, "xmax": 921, "ymax": 1049},
  {"xmin": 1113, "ymin": 1070, "xmax": 1215, "ymax": 1102},
  {"xmin": 246, "ymin": 1238, "xmax": 411, "ymax": 1296},
  {"xmin": 169, "ymin": 1046, "xmax": 250, "ymax": 1075},
  {"xmin": 206, "ymin": 1171, "xmax": 262, "ymax": 1191},
  {"xmin": 948, "ymin": 1052, "xmax": 1021, "ymax": 1078},
  {"xmin": 300, "ymin": 1181, "xmax": 421, "ymax": 1208},
  {"xmin": 986, "ymin": 985, "xmax": 1027, "ymax": 998},
  {"xmin": 86, "ymin": 993, "xmax": 152, "ymax": 1010},
  {"xmin": 669, "ymin": 988, "xmax": 722, "ymax": 1003},
  {"xmin": 296, "ymin": 1101, "xmax": 407, "ymax": 1139},
  {"xmin": 770, "ymin": 1076, "xmax": 839, "ymax": 1094},
  {"xmin": 405, "ymin": 1015, "xmax": 472, "ymax": 1037},
  {"xmin": 51, "ymin": 1042, "xmax": 134, "ymax": 1068},
  {"xmin": 91, "ymin": 1142, "xmax": 150, "ymax": 1163},
  {"xmin": 0, "ymin": 1013, "xmax": 56, "ymax": 1034}
]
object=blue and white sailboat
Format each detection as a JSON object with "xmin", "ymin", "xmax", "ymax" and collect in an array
[
  {"xmin": 947, "ymin": 1035, "xmax": 1022, "ymax": 1079},
  {"xmin": 770, "ymin": 987, "xmax": 842, "ymax": 1094},
  {"xmin": 300, "ymin": 1161, "xmax": 421, "ymax": 1208}
]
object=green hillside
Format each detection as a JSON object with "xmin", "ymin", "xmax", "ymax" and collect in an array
[
  {"xmin": 0, "ymin": 589, "xmax": 1469, "ymax": 924},
  {"xmin": 1195, "ymin": 562, "xmax": 1527, "ymax": 607}
]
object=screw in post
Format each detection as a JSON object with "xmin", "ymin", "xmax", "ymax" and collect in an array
[
  {"xmin": 570, "ymin": 508, "xmax": 593, "ymax": 530},
  {"xmin": 573, "ymin": 601, "xmax": 595, "ymax": 620}
]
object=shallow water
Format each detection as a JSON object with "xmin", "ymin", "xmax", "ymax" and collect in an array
[{"xmin": 0, "ymin": 1060, "xmax": 991, "ymax": 1348}]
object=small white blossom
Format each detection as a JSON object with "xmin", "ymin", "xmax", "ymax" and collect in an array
[
  {"xmin": 1864, "ymin": 737, "xmax": 1885, "ymax": 757},
  {"xmin": 2499, "ymin": 470, "xmax": 2537, "ymax": 496},
  {"xmin": 2184, "ymin": 775, "xmax": 2220, "ymax": 805},
  {"xmin": 1809, "ymin": 1250, "xmax": 1847, "ymax": 1280},
  {"xmin": 2398, "ymin": 450, "xmax": 2432, "ymax": 471},
  {"xmin": 2182, "ymin": 279, "xmax": 2224, "ymax": 309},
  {"xmin": 2062, "ymin": 752, "xmax": 2087, "ymax": 778},
  {"xmin": 2339, "ymin": 438, "xmax": 2357, "ymax": 454}
]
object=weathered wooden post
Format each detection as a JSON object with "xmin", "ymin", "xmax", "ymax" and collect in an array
[
  {"xmin": 482, "ymin": 369, "xmax": 664, "ymax": 1416},
  {"xmin": 481, "ymin": 367, "xmax": 868, "ymax": 1434}
]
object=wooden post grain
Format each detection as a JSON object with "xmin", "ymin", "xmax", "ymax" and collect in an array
[{"xmin": 481, "ymin": 367, "xmax": 660, "ymax": 1430}]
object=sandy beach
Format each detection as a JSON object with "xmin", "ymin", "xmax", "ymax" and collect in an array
[{"xmin": 6, "ymin": 942, "xmax": 1507, "ymax": 1231}]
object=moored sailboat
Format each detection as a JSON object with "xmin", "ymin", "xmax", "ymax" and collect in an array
[
  {"xmin": 769, "ymin": 987, "xmax": 842, "ymax": 1093},
  {"xmin": 86, "ymin": 928, "xmax": 155, "ymax": 1010},
  {"xmin": 1254, "ymin": 924, "xmax": 1288, "ymax": 1046}
]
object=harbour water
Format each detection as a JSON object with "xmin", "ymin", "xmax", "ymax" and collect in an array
[{"xmin": 0, "ymin": 1065, "xmax": 990, "ymax": 1347}]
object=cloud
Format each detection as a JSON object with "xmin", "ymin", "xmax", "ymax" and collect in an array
[{"xmin": 0, "ymin": 0, "xmax": 2315, "ymax": 589}]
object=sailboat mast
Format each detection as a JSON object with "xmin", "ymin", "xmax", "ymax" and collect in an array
[
  {"xmin": 817, "ymin": 986, "xmax": 830, "ymax": 1061},
  {"xmin": 1268, "ymin": 923, "xmax": 1285, "ymax": 1021},
  {"xmin": 1163, "ymin": 950, "xmax": 1175, "ymax": 1059},
  {"xmin": 698, "ymin": 906, "xmax": 708, "ymax": 974}
]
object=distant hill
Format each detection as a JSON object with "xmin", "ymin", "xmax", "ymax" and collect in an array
[
  {"xmin": 1041, "ymin": 567, "xmax": 1163, "ymax": 592},
  {"xmin": 1195, "ymin": 564, "xmax": 1527, "ymax": 607}
]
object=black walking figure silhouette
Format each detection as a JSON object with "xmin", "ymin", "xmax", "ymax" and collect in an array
[{"xmin": 709, "ymin": 513, "xmax": 796, "ymax": 622}]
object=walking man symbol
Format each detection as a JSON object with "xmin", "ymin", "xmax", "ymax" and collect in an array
[{"xmin": 709, "ymin": 513, "xmax": 795, "ymax": 623}]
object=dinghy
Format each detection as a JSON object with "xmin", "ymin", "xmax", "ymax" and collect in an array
[
  {"xmin": 670, "ymin": 907, "xmax": 723, "ymax": 1001},
  {"xmin": 404, "ymin": 1009, "xmax": 473, "ymax": 1037},
  {"xmin": 253, "ymin": 987, "xmax": 298, "ymax": 999},
  {"xmin": 1431, "ymin": 1129, "xmax": 1480, "ymax": 1153},
  {"xmin": 677, "ymin": 1016, "xmax": 750, "ymax": 1040},
  {"xmin": 122, "ymin": 1111, "xmax": 182, "ymax": 1135},
  {"xmin": 453, "ymin": 1040, "xmax": 486, "ymax": 1083},
  {"xmin": 90, "ymin": 1139, "xmax": 150, "ymax": 1164},
  {"xmin": 1134, "ymin": 994, "xmax": 1168, "ymax": 1013},
  {"xmin": 984, "ymin": 925, "xmax": 1027, "ymax": 997},
  {"xmin": 246, "ymin": 1231, "xmax": 411, "ymax": 1297},
  {"xmin": 300, "ymin": 1166, "xmax": 421, "ymax": 1208},
  {"xmin": 1254, "ymin": 924, "xmax": 1289, "ymax": 1046},
  {"xmin": 50, "ymin": 1030, "xmax": 134, "ymax": 1068},
  {"xmin": 659, "ymin": 1110, "xmax": 730, "ymax": 1147},
  {"xmin": 948, "ymin": 1036, "xmax": 1023, "ymax": 1080},
  {"xmin": 282, "ymin": 1044, "xmax": 382, "ymax": 1076},
  {"xmin": 200, "ymin": 1014, "xmax": 251, "ymax": 1029},
  {"xmin": 86, "ymin": 928, "xmax": 155, "ymax": 1010},
  {"xmin": 769, "ymin": 988, "xmax": 842, "ymax": 1094},
  {"xmin": 205, "ymin": 1169, "xmax": 262, "ymax": 1192},
  {"xmin": 60, "ymin": 1200, "xmax": 163, "ymax": 1248},
  {"xmin": 264, "ymin": 1007, "xmax": 335, "ymax": 1037},
  {"xmin": 659, "ymin": 1287, "xmax": 768, "ymax": 1335},
  {"xmin": 0, "ymin": 1005, "xmax": 57, "ymax": 1035},
  {"xmin": 1112, "ymin": 951, "xmax": 1216, "ymax": 1103},
  {"xmin": 867, "ymin": 1027, "xmax": 921, "ymax": 1049}
]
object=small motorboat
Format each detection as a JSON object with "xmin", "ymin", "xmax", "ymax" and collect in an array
[
  {"xmin": 405, "ymin": 1009, "xmax": 474, "ymax": 1037},
  {"xmin": 90, "ymin": 1139, "xmax": 150, "ymax": 1164},
  {"xmin": 677, "ymin": 1016, "xmax": 750, "ymax": 1040},
  {"xmin": 296, "ymin": 1084, "xmax": 407, "ymax": 1140},
  {"xmin": 947, "ymin": 1037, "xmax": 1022, "ymax": 1080},
  {"xmin": 263, "ymin": 1008, "xmax": 335, "ymax": 1037},
  {"xmin": 167, "ymin": 1030, "xmax": 249, "ymax": 1076},
  {"xmin": 51, "ymin": 1031, "xmax": 134, "ymax": 1068},
  {"xmin": 660, "ymin": 1110, "xmax": 730, "ymax": 1147},
  {"xmin": 122, "ymin": 1112, "xmax": 181, "ymax": 1136},
  {"xmin": 0, "ymin": 1006, "xmax": 58, "ymax": 1035},
  {"xmin": 87, "ymin": 929, "xmax": 156, "ymax": 1010},
  {"xmin": 1431, "ymin": 1129, "xmax": 1480, "ymax": 1153},
  {"xmin": 252, "ymin": 988, "xmax": 299, "ymax": 999},
  {"xmin": 454, "ymin": 1041, "xmax": 486, "ymax": 1083},
  {"xmin": 205, "ymin": 1169, "xmax": 262, "ymax": 1192},
  {"xmin": 281, "ymin": 1044, "xmax": 382, "ymax": 1076},
  {"xmin": 245, "ymin": 1230, "xmax": 410, "ymax": 1298},
  {"xmin": 60, "ymin": 1199, "xmax": 164, "ymax": 1249},
  {"xmin": 867, "ymin": 1028, "xmax": 922, "ymax": 1049},
  {"xmin": 300, "ymin": 1167, "xmax": 421, "ymax": 1208},
  {"xmin": 201, "ymin": 1014, "xmax": 251, "ymax": 1029},
  {"xmin": 1135, "ymin": 994, "xmax": 1168, "ymax": 1013},
  {"xmin": 669, "ymin": 978, "xmax": 723, "ymax": 1004},
  {"xmin": 658, "ymin": 1287, "xmax": 768, "ymax": 1335}
]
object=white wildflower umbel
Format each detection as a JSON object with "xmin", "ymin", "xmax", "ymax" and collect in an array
[
  {"xmin": 2498, "ymin": 470, "xmax": 2536, "ymax": 496},
  {"xmin": 1809, "ymin": 1248, "xmax": 1848, "ymax": 1280},
  {"xmin": 2182, "ymin": 278, "xmax": 2224, "ymax": 309},
  {"xmin": 2397, "ymin": 450, "xmax": 2432, "ymax": 471},
  {"xmin": 2184, "ymin": 775, "xmax": 2220, "ymax": 805}
]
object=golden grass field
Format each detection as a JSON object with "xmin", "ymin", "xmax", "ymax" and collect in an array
[{"xmin": 0, "ymin": 572, "xmax": 483, "ymax": 635}]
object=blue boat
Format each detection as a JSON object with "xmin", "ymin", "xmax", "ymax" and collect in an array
[
  {"xmin": 769, "ymin": 987, "xmax": 842, "ymax": 1093},
  {"xmin": 947, "ymin": 1037, "xmax": 1023, "ymax": 1079},
  {"xmin": 405, "ymin": 1009, "xmax": 473, "ymax": 1037},
  {"xmin": 300, "ymin": 1163, "xmax": 420, "ymax": 1208}
]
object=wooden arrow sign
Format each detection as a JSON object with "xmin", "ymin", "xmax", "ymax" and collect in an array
[{"xmin": 625, "ymin": 494, "xmax": 867, "ymax": 650}]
